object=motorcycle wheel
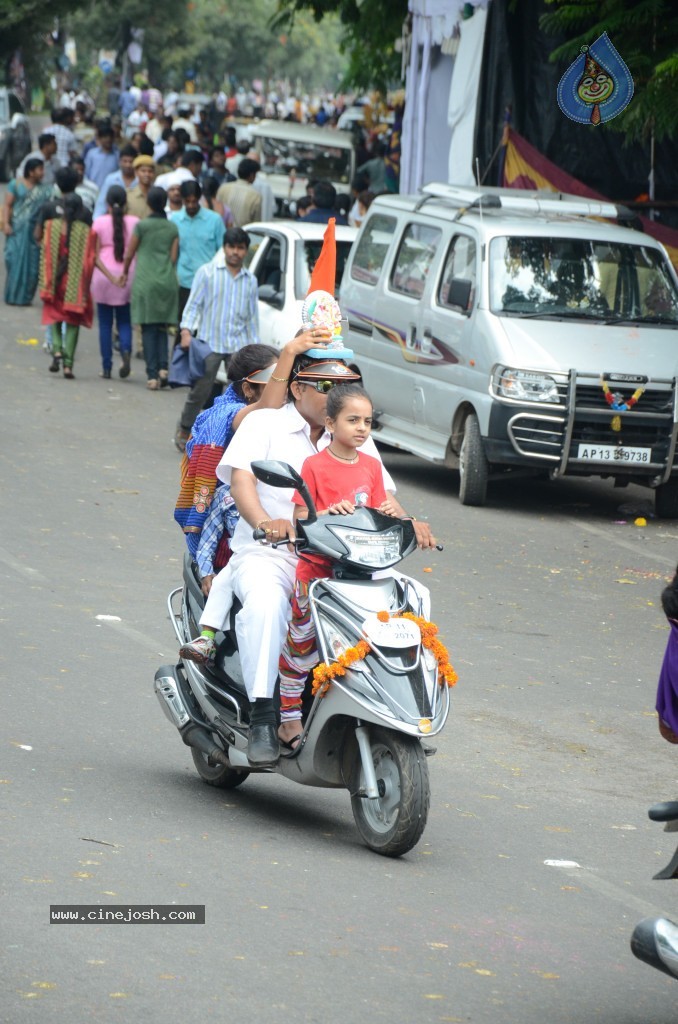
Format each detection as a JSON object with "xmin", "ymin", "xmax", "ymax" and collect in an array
[
  {"xmin": 350, "ymin": 727, "xmax": 430, "ymax": 857},
  {"xmin": 191, "ymin": 748, "xmax": 249, "ymax": 789}
]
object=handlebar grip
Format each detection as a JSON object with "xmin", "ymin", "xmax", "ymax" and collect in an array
[{"xmin": 252, "ymin": 528, "xmax": 267, "ymax": 541}]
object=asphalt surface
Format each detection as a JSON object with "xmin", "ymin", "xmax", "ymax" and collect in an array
[{"xmin": 2, "ymin": 232, "xmax": 678, "ymax": 1022}]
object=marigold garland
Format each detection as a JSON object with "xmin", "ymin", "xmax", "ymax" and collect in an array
[
  {"xmin": 310, "ymin": 611, "xmax": 458, "ymax": 697},
  {"xmin": 398, "ymin": 612, "xmax": 458, "ymax": 688},
  {"xmin": 311, "ymin": 640, "xmax": 371, "ymax": 697},
  {"xmin": 600, "ymin": 376, "xmax": 645, "ymax": 411}
]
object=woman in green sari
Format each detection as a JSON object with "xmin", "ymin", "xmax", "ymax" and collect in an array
[{"xmin": 3, "ymin": 158, "xmax": 53, "ymax": 306}]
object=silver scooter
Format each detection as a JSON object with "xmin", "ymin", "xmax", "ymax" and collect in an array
[
  {"xmin": 631, "ymin": 800, "xmax": 678, "ymax": 979},
  {"xmin": 155, "ymin": 460, "xmax": 452, "ymax": 857}
]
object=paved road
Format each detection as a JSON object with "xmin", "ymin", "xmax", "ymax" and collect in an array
[{"xmin": 1, "ymin": 273, "xmax": 677, "ymax": 1022}]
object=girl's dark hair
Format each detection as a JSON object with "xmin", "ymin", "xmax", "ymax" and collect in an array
[
  {"xmin": 326, "ymin": 383, "xmax": 372, "ymax": 420},
  {"xmin": 227, "ymin": 343, "xmax": 279, "ymax": 399},
  {"xmin": 106, "ymin": 185, "xmax": 127, "ymax": 262},
  {"xmin": 147, "ymin": 186, "xmax": 167, "ymax": 216},
  {"xmin": 202, "ymin": 175, "xmax": 219, "ymax": 206},
  {"xmin": 57, "ymin": 193, "xmax": 85, "ymax": 281},
  {"xmin": 661, "ymin": 565, "xmax": 678, "ymax": 619},
  {"xmin": 23, "ymin": 157, "xmax": 44, "ymax": 178}
]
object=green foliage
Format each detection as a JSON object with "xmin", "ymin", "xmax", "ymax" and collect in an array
[
  {"xmin": 273, "ymin": 0, "xmax": 408, "ymax": 91},
  {"xmin": 540, "ymin": 0, "xmax": 678, "ymax": 141},
  {"xmin": 0, "ymin": 0, "xmax": 91, "ymax": 78},
  {"xmin": 68, "ymin": 0, "xmax": 346, "ymax": 92}
]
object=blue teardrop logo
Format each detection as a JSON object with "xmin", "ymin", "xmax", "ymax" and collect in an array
[{"xmin": 557, "ymin": 32, "xmax": 634, "ymax": 125}]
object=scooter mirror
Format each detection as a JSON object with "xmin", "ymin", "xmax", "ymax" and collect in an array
[{"xmin": 251, "ymin": 460, "xmax": 304, "ymax": 490}]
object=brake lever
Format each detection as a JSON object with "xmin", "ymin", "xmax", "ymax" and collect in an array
[{"xmin": 251, "ymin": 528, "xmax": 299, "ymax": 550}]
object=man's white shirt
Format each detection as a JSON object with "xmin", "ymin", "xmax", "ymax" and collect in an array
[{"xmin": 217, "ymin": 402, "xmax": 395, "ymax": 556}]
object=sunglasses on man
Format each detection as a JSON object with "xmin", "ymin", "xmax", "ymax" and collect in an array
[{"xmin": 303, "ymin": 379, "xmax": 337, "ymax": 394}]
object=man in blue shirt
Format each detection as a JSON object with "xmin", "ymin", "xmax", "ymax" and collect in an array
[
  {"xmin": 174, "ymin": 226, "xmax": 259, "ymax": 450},
  {"xmin": 92, "ymin": 143, "xmax": 138, "ymax": 219},
  {"xmin": 170, "ymin": 179, "xmax": 224, "ymax": 319},
  {"xmin": 83, "ymin": 124, "xmax": 120, "ymax": 191}
]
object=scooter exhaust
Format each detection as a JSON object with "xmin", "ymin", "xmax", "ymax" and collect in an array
[
  {"xmin": 180, "ymin": 723, "xmax": 230, "ymax": 767},
  {"xmin": 154, "ymin": 666, "xmax": 190, "ymax": 729},
  {"xmin": 154, "ymin": 665, "xmax": 230, "ymax": 767}
]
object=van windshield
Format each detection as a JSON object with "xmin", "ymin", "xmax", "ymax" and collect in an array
[
  {"xmin": 258, "ymin": 137, "xmax": 352, "ymax": 185},
  {"xmin": 489, "ymin": 236, "xmax": 678, "ymax": 323}
]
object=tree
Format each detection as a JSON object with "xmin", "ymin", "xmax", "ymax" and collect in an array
[
  {"xmin": 0, "ymin": 0, "xmax": 92, "ymax": 81},
  {"xmin": 69, "ymin": 0, "xmax": 346, "ymax": 93},
  {"xmin": 272, "ymin": 0, "xmax": 408, "ymax": 92},
  {"xmin": 540, "ymin": 0, "xmax": 678, "ymax": 142}
]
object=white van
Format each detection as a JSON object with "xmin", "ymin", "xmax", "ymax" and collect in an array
[
  {"xmin": 249, "ymin": 120, "xmax": 355, "ymax": 215},
  {"xmin": 341, "ymin": 184, "xmax": 678, "ymax": 516}
]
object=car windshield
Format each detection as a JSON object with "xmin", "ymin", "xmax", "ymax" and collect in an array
[
  {"xmin": 295, "ymin": 239, "xmax": 353, "ymax": 299},
  {"xmin": 489, "ymin": 236, "xmax": 678, "ymax": 323},
  {"xmin": 258, "ymin": 137, "xmax": 352, "ymax": 185}
]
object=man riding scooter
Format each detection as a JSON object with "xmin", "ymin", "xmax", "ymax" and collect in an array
[{"xmin": 180, "ymin": 351, "xmax": 437, "ymax": 766}]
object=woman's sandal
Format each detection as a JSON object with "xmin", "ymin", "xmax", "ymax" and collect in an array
[
  {"xmin": 146, "ymin": 379, "xmax": 159, "ymax": 391},
  {"xmin": 158, "ymin": 369, "xmax": 169, "ymax": 388},
  {"xmin": 63, "ymin": 367, "xmax": 75, "ymax": 380},
  {"xmin": 278, "ymin": 728, "xmax": 303, "ymax": 751},
  {"xmin": 48, "ymin": 354, "xmax": 62, "ymax": 373}
]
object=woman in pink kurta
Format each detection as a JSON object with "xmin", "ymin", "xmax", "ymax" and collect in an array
[{"xmin": 91, "ymin": 186, "xmax": 138, "ymax": 379}]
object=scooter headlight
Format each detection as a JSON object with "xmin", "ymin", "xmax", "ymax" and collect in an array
[
  {"xmin": 317, "ymin": 617, "xmax": 367, "ymax": 673},
  {"xmin": 329, "ymin": 526, "xmax": 402, "ymax": 568}
]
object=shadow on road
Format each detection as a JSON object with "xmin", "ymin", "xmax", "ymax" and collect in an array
[{"xmin": 381, "ymin": 447, "xmax": 661, "ymax": 523}]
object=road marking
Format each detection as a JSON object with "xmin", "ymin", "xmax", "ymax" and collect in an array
[
  {"xmin": 0, "ymin": 545, "xmax": 47, "ymax": 582},
  {"xmin": 567, "ymin": 519, "xmax": 677, "ymax": 567},
  {"xmin": 96, "ymin": 617, "xmax": 169, "ymax": 656},
  {"xmin": 546, "ymin": 859, "xmax": 663, "ymax": 916}
]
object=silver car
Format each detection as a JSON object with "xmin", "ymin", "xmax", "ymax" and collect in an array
[{"xmin": 0, "ymin": 89, "xmax": 31, "ymax": 182}]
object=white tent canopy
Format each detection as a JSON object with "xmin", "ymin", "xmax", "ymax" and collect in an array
[{"xmin": 400, "ymin": 0, "xmax": 490, "ymax": 195}]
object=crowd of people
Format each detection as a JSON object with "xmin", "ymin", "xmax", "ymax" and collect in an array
[{"xmin": 2, "ymin": 94, "xmax": 392, "ymax": 393}]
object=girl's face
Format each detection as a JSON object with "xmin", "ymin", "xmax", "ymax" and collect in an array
[{"xmin": 326, "ymin": 396, "xmax": 373, "ymax": 448}]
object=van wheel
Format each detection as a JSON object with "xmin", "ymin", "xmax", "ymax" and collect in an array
[
  {"xmin": 655, "ymin": 479, "xmax": 678, "ymax": 519},
  {"xmin": 458, "ymin": 413, "xmax": 489, "ymax": 507}
]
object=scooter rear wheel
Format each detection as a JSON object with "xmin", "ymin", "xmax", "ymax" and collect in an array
[
  {"xmin": 350, "ymin": 727, "xmax": 430, "ymax": 857},
  {"xmin": 191, "ymin": 748, "xmax": 250, "ymax": 789}
]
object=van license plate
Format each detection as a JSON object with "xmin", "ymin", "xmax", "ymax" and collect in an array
[{"xmin": 577, "ymin": 444, "xmax": 651, "ymax": 464}]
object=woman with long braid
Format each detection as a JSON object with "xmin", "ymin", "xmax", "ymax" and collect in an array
[
  {"xmin": 91, "ymin": 185, "xmax": 139, "ymax": 379},
  {"xmin": 38, "ymin": 188, "xmax": 96, "ymax": 380}
]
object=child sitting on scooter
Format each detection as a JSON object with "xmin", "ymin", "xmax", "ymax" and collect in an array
[
  {"xmin": 277, "ymin": 383, "xmax": 396, "ymax": 750},
  {"xmin": 657, "ymin": 565, "xmax": 678, "ymax": 744}
]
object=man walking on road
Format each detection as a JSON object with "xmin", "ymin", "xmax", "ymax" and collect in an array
[
  {"xmin": 170, "ymin": 179, "xmax": 224, "ymax": 320},
  {"xmin": 174, "ymin": 226, "xmax": 259, "ymax": 451},
  {"xmin": 216, "ymin": 159, "xmax": 262, "ymax": 227}
]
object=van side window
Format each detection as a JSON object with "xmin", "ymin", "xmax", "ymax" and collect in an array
[
  {"xmin": 391, "ymin": 223, "xmax": 441, "ymax": 299},
  {"xmin": 351, "ymin": 214, "xmax": 397, "ymax": 286},
  {"xmin": 438, "ymin": 234, "xmax": 476, "ymax": 312}
]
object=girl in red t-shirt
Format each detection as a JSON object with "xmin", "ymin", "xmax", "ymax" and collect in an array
[{"xmin": 278, "ymin": 384, "xmax": 395, "ymax": 749}]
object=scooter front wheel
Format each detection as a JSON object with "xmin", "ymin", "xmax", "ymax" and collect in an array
[
  {"xmin": 191, "ymin": 748, "xmax": 250, "ymax": 789},
  {"xmin": 350, "ymin": 727, "xmax": 430, "ymax": 857}
]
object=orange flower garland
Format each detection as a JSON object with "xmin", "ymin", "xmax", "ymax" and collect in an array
[
  {"xmin": 311, "ymin": 640, "xmax": 371, "ymax": 697},
  {"xmin": 398, "ymin": 612, "xmax": 458, "ymax": 688},
  {"xmin": 310, "ymin": 612, "xmax": 458, "ymax": 697}
]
